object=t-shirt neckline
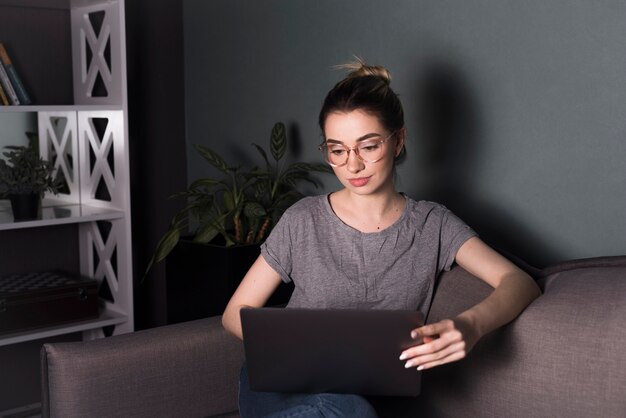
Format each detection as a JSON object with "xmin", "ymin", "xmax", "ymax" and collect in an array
[{"xmin": 323, "ymin": 192, "xmax": 410, "ymax": 236}]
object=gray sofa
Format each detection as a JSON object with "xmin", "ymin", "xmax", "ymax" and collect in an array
[{"xmin": 40, "ymin": 256, "xmax": 626, "ymax": 418}]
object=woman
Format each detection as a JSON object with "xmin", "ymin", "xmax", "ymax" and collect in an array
[{"xmin": 222, "ymin": 60, "xmax": 541, "ymax": 418}]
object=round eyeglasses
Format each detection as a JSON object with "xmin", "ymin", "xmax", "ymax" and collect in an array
[{"xmin": 318, "ymin": 132, "xmax": 396, "ymax": 167}]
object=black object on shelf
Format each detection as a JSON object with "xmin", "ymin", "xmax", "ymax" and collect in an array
[
  {"xmin": 8, "ymin": 193, "xmax": 41, "ymax": 221},
  {"xmin": 0, "ymin": 271, "xmax": 99, "ymax": 335}
]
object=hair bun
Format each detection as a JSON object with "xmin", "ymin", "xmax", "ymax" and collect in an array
[{"xmin": 335, "ymin": 57, "xmax": 392, "ymax": 85}]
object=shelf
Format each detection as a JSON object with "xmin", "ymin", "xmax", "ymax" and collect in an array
[
  {"xmin": 0, "ymin": 308, "xmax": 128, "ymax": 347},
  {"xmin": 0, "ymin": 0, "xmax": 106, "ymax": 13},
  {"xmin": 0, "ymin": 200, "xmax": 125, "ymax": 230},
  {"xmin": 0, "ymin": 0, "xmax": 133, "ymax": 355},
  {"xmin": 0, "ymin": 0, "xmax": 69, "ymax": 9},
  {"xmin": 0, "ymin": 105, "xmax": 123, "ymax": 113}
]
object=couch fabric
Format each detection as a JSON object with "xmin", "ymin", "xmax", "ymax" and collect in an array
[
  {"xmin": 41, "ymin": 316, "xmax": 244, "ymax": 418},
  {"xmin": 41, "ymin": 256, "xmax": 626, "ymax": 418},
  {"xmin": 415, "ymin": 256, "xmax": 626, "ymax": 417}
]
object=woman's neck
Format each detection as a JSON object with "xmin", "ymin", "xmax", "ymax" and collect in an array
[{"xmin": 329, "ymin": 188, "xmax": 406, "ymax": 233}]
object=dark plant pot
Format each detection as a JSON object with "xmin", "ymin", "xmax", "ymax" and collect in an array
[
  {"xmin": 165, "ymin": 237, "xmax": 293, "ymax": 324},
  {"xmin": 9, "ymin": 193, "xmax": 41, "ymax": 221}
]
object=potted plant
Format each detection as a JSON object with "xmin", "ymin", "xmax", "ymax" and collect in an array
[
  {"xmin": 0, "ymin": 137, "xmax": 62, "ymax": 221},
  {"xmin": 147, "ymin": 122, "xmax": 331, "ymax": 323}
]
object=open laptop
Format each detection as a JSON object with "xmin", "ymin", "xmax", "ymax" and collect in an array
[{"xmin": 240, "ymin": 307, "xmax": 424, "ymax": 397}]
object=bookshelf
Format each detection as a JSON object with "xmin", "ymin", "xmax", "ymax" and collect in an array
[{"xmin": 0, "ymin": 0, "xmax": 133, "ymax": 347}]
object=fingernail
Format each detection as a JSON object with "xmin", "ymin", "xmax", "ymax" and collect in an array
[
  {"xmin": 417, "ymin": 365, "xmax": 424, "ymax": 371},
  {"xmin": 404, "ymin": 362, "xmax": 412, "ymax": 369},
  {"xmin": 410, "ymin": 331, "xmax": 417, "ymax": 339},
  {"xmin": 399, "ymin": 353, "xmax": 407, "ymax": 360}
]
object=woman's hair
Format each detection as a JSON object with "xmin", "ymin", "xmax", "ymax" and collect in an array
[{"xmin": 318, "ymin": 58, "xmax": 405, "ymax": 137}]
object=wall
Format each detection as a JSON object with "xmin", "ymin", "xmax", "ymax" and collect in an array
[
  {"xmin": 126, "ymin": 0, "xmax": 187, "ymax": 329},
  {"xmin": 183, "ymin": 0, "xmax": 626, "ymax": 268},
  {"xmin": 0, "ymin": 114, "xmax": 36, "ymax": 151}
]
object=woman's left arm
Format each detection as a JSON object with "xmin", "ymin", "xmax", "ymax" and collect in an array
[{"xmin": 400, "ymin": 236, "xmax": 541, "ymax": 370}]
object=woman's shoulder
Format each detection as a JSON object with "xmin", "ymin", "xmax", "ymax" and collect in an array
[
  {"xmin": 406, "ymin": 197, "xmax": 450, "ymax": 214},
  {"xmin": 405, "ymin": 197, "xmax": 460, "ymax": 225},
  {"xmin": 282, "ymin": 194, "xmax": 329, "ymax": 218}
]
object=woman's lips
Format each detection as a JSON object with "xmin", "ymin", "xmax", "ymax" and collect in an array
[{"xmin": 348, "ymin": 177, "xmax": 371, "ymax": 187}]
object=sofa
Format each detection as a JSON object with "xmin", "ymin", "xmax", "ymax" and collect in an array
[{"xmin": 40, "ymin": 256, "xmax": 626, "ymax": 418}]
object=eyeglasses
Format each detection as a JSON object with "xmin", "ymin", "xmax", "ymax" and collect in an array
[{"xmin": 318, "ymin": 132, "xmax": 396, "ymax": 167}]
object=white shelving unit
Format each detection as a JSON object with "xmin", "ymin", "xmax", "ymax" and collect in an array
[{"xmin": 0, "ymin": 0, "xmax": 133, "ymax": 347}]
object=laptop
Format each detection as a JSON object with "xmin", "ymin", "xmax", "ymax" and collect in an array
[{"xmin": 240, "ymin": 307, "xmax": 424, "ymax": 397}]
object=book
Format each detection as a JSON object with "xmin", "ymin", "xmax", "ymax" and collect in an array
[
  {"xmin": 0, "ymin": 81, "xmax": 9, "ymax": 105},
  {"xmin": 0, "ymin": 59, "xmax": 19, "ymax": 105},
  {"xmin": 0, "ymin": 43, "xmax": 31, "ymax": 105}
]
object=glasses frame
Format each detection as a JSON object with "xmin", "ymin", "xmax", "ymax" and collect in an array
[{"xmin": 318, "ymin": 131, "xmax": 397, "ymax": 168}]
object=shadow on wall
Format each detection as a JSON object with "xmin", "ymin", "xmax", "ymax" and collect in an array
[{"xmin": 412, "ymin": 60, "xmax": 563, "ymax": 268}]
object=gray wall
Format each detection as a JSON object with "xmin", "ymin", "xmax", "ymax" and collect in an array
[{"xmin": 183, "ymin": 0, "xmax": 626, "ymax": 268}]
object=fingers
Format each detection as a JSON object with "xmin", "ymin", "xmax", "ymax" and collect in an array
[
  {"xmin": 404, "ymin": 340, "xmax": 467, "ymax": 370},
  {"xmin": 400, "ymin": 319, "xmax": 469, "ymax": 370},
  {"xmin": 414, "ymin": 348, "xmax": 467, "ymax": 370},
  {"xmin": 410, "ymin": 319, "xmax": 453, "ymax": 339}
]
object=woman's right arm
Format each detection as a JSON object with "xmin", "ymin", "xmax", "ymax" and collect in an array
[{"xmin": 222, "ymin": 255, "xmax": 284, "ymax": 340}]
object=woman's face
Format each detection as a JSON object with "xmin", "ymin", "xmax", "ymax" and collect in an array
[{"xmin": 323, "ymin": 109, "xmax": 404, "ymax": 196}]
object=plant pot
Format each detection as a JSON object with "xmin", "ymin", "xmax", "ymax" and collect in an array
[
  {"xmin": 165, "ymin": 237, "xmax": 293, "ymax": 324},
  {"xmin": 8, "ymin": 193, "xmax": 41, "ymax": 221}
]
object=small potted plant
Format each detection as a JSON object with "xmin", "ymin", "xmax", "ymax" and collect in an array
[
  {"xmin": 146, "ymin": 122, "xmax": 331, "ymax": 323},
  {"xmin": 0, "ymin": 138, "xmax": 61, "ymax": 221}
]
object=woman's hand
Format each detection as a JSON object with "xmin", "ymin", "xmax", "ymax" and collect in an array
[{"xmin": 399, "ymin": 316, "xmax": 480, "ymax": 371}]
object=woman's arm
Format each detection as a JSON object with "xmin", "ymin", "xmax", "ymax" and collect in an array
[
  {"xmin": 222, "ymin": 255, "xmax": 284, "ymax": 340},
  {"xmin": 400, "ymin": 236, "xmax": 541, "ymax": 370}
]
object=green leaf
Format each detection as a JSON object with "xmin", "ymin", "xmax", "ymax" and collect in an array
[
  {"xmin": 286, "ymin": 162, "xmax": 333, "ymax": 174},
  {"xmin": 244, "ymin": 201, "xmax": 266, "ymax": 218},
  {"xmin": 0, "ymin": 142, "xmax": 61, "ymax": 195},
  {"xmin": 253, "ymin": 143, "xmax": 270, "ymax": 167},
  {"xmin": 270, "ymin": 122, "xmax": 287, "ymax": 161},
  {"xmin": 223, "ymin": 190, "xmax": 235, "ymax": 211},
  {"xmin": 153, "ymin": 227, "xmax": 181, "ymax": 264},
  {"xmin": 142, "ymin": 226, "xmax": 181, "ymax": 282},
  {"xmin": 254, "ymin": 181, "xmax": 269, "ymax": 199},
  {"xmin": 282, "ymin": 171, "xmax": 322, "ymax": 189},
  {"xmin": 194, "ymin": 144, "xmax": 230, "ymax": 174},
  {"xmin": 189, "ymin": 178, "xmax": 219, "ymax": 189},
  {"xmin": 193, "ymin": 224, "xmax": 219, "ymax": 244}
]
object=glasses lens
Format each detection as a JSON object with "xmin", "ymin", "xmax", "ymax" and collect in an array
[
  {"xmin": 325, "ymin": 144, "xmax": 347, "ymax": 165},
  {"xmin": 357, "ymin": 139, "xmax": 385, "ymax": 163}
]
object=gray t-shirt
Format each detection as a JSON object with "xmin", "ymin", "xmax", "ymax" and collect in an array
[{"xmin": 261, "ymin": 194, "xmax": 476, "ymax": 315}]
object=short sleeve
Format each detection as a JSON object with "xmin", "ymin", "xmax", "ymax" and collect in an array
[
  {"xmin": 438, "ymin": 208, "xmax": 477, "ymax": 272},
  {"xmin": 260, "ymin": 212, "xmax": 294, "ymax": 283}
]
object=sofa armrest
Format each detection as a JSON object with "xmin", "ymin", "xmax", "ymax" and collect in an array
[{"xmin": 41, "ymin": 316, "xmax": 244, "ymax": 418}]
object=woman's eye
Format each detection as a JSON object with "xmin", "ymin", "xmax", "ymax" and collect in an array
[
  {"xmin": 360, "ymin": 143, "xmax": 381, "ymax": 152},
  {"xmin": 329, "ymin": 148, "xmax": 346, "ymax": 156}
]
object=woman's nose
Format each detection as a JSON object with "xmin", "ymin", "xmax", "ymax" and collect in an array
[{"xmin": 346, "ymin": 150, "xmax": 364, "ymax": 173}]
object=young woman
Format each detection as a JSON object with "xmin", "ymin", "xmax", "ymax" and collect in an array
[{"xmin": 222, "ymin": 61, "xmax": 541, "ymax": 418}]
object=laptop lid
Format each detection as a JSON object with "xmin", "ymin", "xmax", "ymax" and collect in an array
[{"xmin": 240, "ymin": 307, "xmax": 424, "ymax": 397}]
